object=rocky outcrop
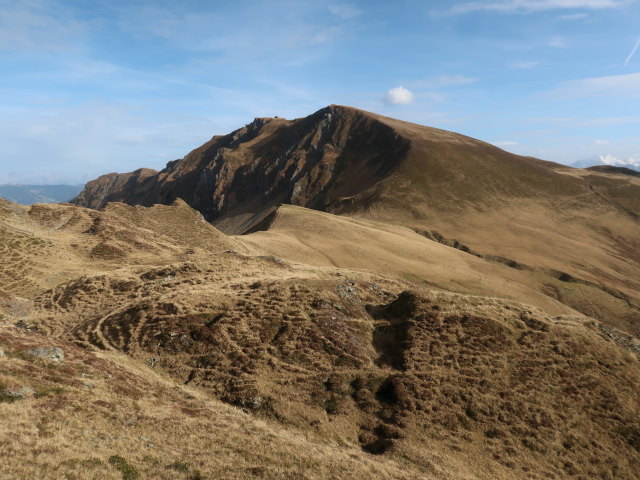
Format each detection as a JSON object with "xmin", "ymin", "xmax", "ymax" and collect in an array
[
  {"xmin": 72, "ymin": 168, "xmax": 160, "ymax": 211},
  {"xmin": 72, "ymin": 105, "xmax": 640, "ymax": 238},
  {"xmin": 73, "ymin": 106, "xmax": 413, "ymax": 233},
  {"xmin": 72, "ymin": 105, "xmax": 583, "ymax": 233},
  {"xmin": 26, "ymin": 346, "xmax": 64, "ymax": 362}
]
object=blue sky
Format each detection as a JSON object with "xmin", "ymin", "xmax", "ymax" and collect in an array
[{"xmin": 1, "ymin": 0, "xmax": 639, "ymax": 184}]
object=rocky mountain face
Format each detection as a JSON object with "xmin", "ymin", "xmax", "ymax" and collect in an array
[
  {"xmin": 72, "ymin": 105, "xmax": 600, "ymax": 234},
  {"xmin": 73, "ymin": 106, "xmax": 412, "ymax": 233},
  {"xmin": 72, "ymin": 105, "xmax": 640, "ymax": 336}
]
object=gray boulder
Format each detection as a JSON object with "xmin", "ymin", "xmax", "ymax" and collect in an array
[
  {"xmin": 26, "ymin": 346, "xmax": 64, "ymax": 362},
  {"xmin": 4, "ymin": 386, "xmax": 35, "ymax": 398}
]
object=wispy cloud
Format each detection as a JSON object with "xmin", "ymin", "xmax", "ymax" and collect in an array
[
  {"xmin": 547, "ymin": 35, "xmax": 568, "ymax": 47},
  {"xmin": 624, "ymin": 36, "xmax": 640, "ymax": 66},
  {"xmin": 411, "ymin": 75, "xmax": 477, "ymax": 89},
  {"xmin": 557, "ymin": 12, "xmax": 589, "ymax": 18},
  {"xmin": 0, "ymin": 0, "xmax": 87, "ymax": 52},
  {"xmin": 510, "ymin": 60, "xmax": 540, "ymax": 69},
  {"xmin": 328, "ymin": 4, "xmax": 362, "ymax": 19},
  {"xmin": 492, "ymin": 140, "xmax": 519, "ymax": 146},
  {"xmin": 0, "ymin": 99, "xmax": 221, "ymax": 183},
  {"xmin": 534, "ymin": 115, "xmax": 640, "ymax": 126},
  {"xmin": 448, "ymin": 0, "xmax": 627, "ymax": 14},
  {"xmin": 547, "ymin": 72, "xmax": 640, "ymax": 98},
  {"xmin": 114, "ymin": 3, "xmax": 350, "ymax": 65}
]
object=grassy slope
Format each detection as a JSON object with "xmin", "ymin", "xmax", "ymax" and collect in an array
[
  {"xmin": 0, "ymin": 324, "xmax": 429, "ymax": 480},
  {"xmin": 239, "ymin": 205, "xmax": 573, "ymax": 315},
  {"xmin": 0, "ymin": 199, "xmax": 639, "ymax": 479}
]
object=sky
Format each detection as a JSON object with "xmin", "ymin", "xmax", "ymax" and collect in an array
[{"xmin": 1, "ymin": 0, "xmax": 640, "ymax": 184}]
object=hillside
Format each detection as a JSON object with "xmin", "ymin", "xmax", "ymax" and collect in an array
[
  {"xmin": 1, "ymin": 198, "xmax": 640, "ymax": 479},
  {"xmin": 71, "ymin": 105, "xmax": 640, "ymax": 338},
  {"xmin": 0, "ymin": 321, "xmax": 428, "ymax": 480}
]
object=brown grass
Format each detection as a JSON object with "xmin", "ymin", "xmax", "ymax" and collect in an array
[{"xmin": 0, "ymin": 197, "xmax": 639, "ymax": 479}]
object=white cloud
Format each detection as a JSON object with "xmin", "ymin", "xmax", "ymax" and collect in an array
[
  {"xmin": 0, "ymin": 0, "xmax": 87, "ymax": 52},
  {"xmin": 492, "ymin": 140, "xmax": 519, "ymax": 146},
  {"xmin": 547, "ymin": 36, "xmax": 568, "ymax": 47},
  {"xmin": 548, "ymin": 72, "xmax": 640, "ymax": 98},
  {"xmin": 448, "ymin": 0, "xmax": 626, "ymax": 14},
  {"xmin": 510, "ymin": 61, "xmax": 540, "ymax": 69},
  {"xmin": 594, "ymin": 139, "xmax": 609, "ymax": 145},
  {"xmin": 383, "ymin": 86, "xmax": 415, "ymax": 105},
  {"xmin": 328, "ymin": 4, "xmax": 362, "ymax": 19},
  {"xmin": 598, "ymin": 153, "xmax": 640, "ymax": 167},
  {"xmin": 114, "ymin": 3, "xmax": 348, "ymax": 63}
]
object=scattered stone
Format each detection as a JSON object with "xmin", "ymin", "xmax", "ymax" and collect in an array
[
  {"xmin": 123, "ymin": 416, "xmax": 138, "ymax": 426},
  {"xmin": 15, "ymin": 319, "xmax": 36, "ymax": 330},
  {"xmin": 26, "ymin": 346, "xmax": 64, "ymax": 362},
  {"xmin": 4, "ymin": 386, "xmax": 35, "ymax": 398},
  {"xmin": 599, "ymin": 323, "xmax": 640, "ymax": 354},
  {"xmin": 146, "ymin": 357, "xmax": 158, "ymax": 367}
]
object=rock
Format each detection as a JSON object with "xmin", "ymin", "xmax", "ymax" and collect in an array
[
  {"xmin": 4, "ymin": 386, "xmax": 35, "ymax": 398},
  {"xmin": 248, "ymin": 395, "xmax": 262, "ymax": 409},
  {"xmin": 15, "ymin": 319, "xmax": 36, "ymax": 330},
  {"xmin": 26, "ymin": 346, "xmax": 64, "ymax": 362},
  {"xmin": 0, "ymin": 348, "xmax": 5, "ymax": 358},
  {"xmin": 146, "ymin": 357, "xmax": 158, "ymax": 367}
]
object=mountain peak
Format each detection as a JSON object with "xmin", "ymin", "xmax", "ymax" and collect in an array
[{"xmin": 73, "ymin": 106, "xmax": 635, "ymax": 235}]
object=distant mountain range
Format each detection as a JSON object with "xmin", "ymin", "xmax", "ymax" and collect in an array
[
  {"xmin": 571, "ymin": 154, "xmax": 640, "ymax": 171},
  {"xmin": 0, "ymin": 184, "xmax": 83, "ymax": 205}
]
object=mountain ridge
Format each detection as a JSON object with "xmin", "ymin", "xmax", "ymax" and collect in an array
[
  {"xmin": 72, "ymin": 104, "xmax": 590, "ymax": 233},
  {"xmin": 70, "ymin": 105, "xmax": 640, "ymax": 337}
]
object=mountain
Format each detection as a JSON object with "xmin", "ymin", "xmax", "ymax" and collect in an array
[
  {"xmin": 4, "ymin": 106, "xmax": 640, "ymax": 479},
  {"xmin": 73, "ymin": 105, "xmax": 640, "ymax": 337},
  {"xmin": 74, "ymin": 105, "xmax": 591, "ymax": 232},
  {"xmin": 587, "ymin": 165, "xmax": 640, "ymax": 177},
  {"xmin": 572, "ymin": 155, "xmax": 640, "ymax": 172},
  {"xmin": 0, "ymin": 184, "xmax": 83, "ymax": 205}
]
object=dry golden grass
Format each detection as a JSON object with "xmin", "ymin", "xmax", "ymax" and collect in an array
[
  {"xmin": 1, "ymin": 198, "xmax": 639, "ymax": 479},
  {"xmin": 0, "ymin": 324, "xmax": 431, "ymax": 480}
]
